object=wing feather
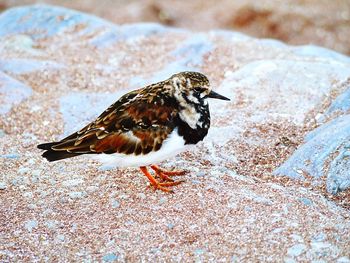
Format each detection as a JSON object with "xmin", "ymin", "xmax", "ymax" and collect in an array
[{"xmin": 49, "ymin": 88, "xmax": 178, "ymax": 156}]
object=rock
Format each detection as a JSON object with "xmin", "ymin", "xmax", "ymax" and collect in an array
[
  {"xmin": 0, "ymin": 58, "xmax": 62, "ymax": 75},
  {"xmin": 327, "ymin": 145, "xmax": 350, "ymax": 194},
  {"xmin": 60, "ymin": 92, "xmax": 125, "ymax": 136},
  {"xmin": 1, "ymin": 4, "xmax": 350, "ymax": 262},
  {"xmin": 0, "ymin": 71, "xmax": 32, "ymax": 115},
  {"xmin": 274, "ymin": 115, "xmax": 350, "ymax": 194},
  {"xmin": 3, "ymin": 1, "xmax": 349, "ymax": 55}
]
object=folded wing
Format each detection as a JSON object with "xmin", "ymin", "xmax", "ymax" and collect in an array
[{"xmin": 38, "ymin": 90, "xmax": 178, "ymax": 161}]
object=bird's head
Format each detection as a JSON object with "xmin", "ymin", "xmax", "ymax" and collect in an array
[{"xmin": 170, "ymin": 71, "xmax": 230, "ymax": 105}]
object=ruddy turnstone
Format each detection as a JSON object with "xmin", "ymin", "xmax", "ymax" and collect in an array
[{"xmin": 38, "ymin": 71, "xmax": 230, "ymax": 192}]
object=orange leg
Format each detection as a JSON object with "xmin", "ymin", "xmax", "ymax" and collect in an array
[
  {"xmin": 150, "ymin": 165, "xmax": 187, "ymax": 182},
  {"xmin": 139, "ymin": 166, "xmax": 184, "ymax": 193}
]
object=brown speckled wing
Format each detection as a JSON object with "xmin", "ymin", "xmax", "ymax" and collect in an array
[{"xmin": 51, "ymin": 89, "xmax": 178, "ymax": 156}]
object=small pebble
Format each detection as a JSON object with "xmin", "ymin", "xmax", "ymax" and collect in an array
[
  {"xmin": 253, "ymin": 196, "xmax": 273, "ymax": 205},
  {"xmin": 137, "ymin": 193, "xmax": 146, "ymax": 199},
  {"xmin": 299, "ymin": 197, "xmax": 313, "ymax": 206},
  {"xmin": 86, "ymin": 186, "xmax": 99, "ymax": 193},
  {"xmin": 56, "ymin": 234, "xmax": 65, "ymax": 241},
  {"xmin": 337, "ymin": 256, "xmax": 350, "ymax": 263},
  {"xmin": 69, "ymin": 192, "xmax": 85, "ymax": 199},
  {"xmin": 23, "ymin": 192, "xmax": 33, "ymax": 198},
  {"xmin": 62, "ymin": 179, "xmax": 84, "ymax": 187},
  {"xmin": 71, "ymin": 223, "xmax": 78, "ymax": 232},
  {"xmin": 27, "ymin": 203, "xmax": 37, "ymax": 209},
  {"xmin": 111, "ymin": 199, "xmax": 120, "ymax": 208},
  {"xmin": 31, "ymin": 170, "xmax": 41, "ymax": 183},
  {"xmin": 227, "ymin": 198, "xmax": 237, "ymax": 209},
  {"xmin": 0, "ymin": 182, "xmax": 7, "ymax": 190},
  {"xmin": 231, "ymin": 255, "xmax": 240, "ymax": 263},
  {"xmin": 99, "ymin": 165, "xmax": 115, "ymax": 171},
  {"xmin": 312, "ymin": 232, "xmax": 327, "ymax": 242},
  {"xmin": 0, "ymin": 153, "xmax": 20, "ymax": 159},
  {"xmin": 18, "ymin": 167, "xmax": 30, "ymax": 175},
  {"xmin": 196, "ymin": 171, "xmax": 206, "ymax": 177},
  {"xmin": 26, "ymin": 158, "xmax": 36, "ymax": 165},
  {"xmin": 118, "ymin": 194, "xmax": 129, "ymax": 200},
  {"xmin": 290, "ymin": 234, "xmax": 303, "ymax": 242},
  {"xmin": 194, "ymin": 248, "xmax": 205, "ymax": 255},
  {"xmin": 159, "ymin": 197, "xmax": 167, "ymax": 204},
  {"xmin": 149, "ymin": 247, "xmax": 160, "ymax": 254},
  {"xmin": 284, "ymin": 258, "xmax": 297, "ymax": 263},
  {"xmin": 31, "ymin": 170, "xmax": 41, "ymax": 177},
  {"xmin": 191, "ymin": 179, "xmax": 201, "ymax": 185},
  {"xmin": 287, "ymin": 244, "xmax": 306, "ymax": 257},
  {"xmin": 244, "ymin": 206, "xmax": 252, "ymax": 212},
  {"xmin": 102, "ymin": 253, "xmax": 118, "ymax": 262},
  {"xmin": 125, "ymin": 220, "xmax": 134, "ymax": 226},
  {"xmin": 45, "ymin": 220, "xmax": 58, "ymax": 229},
  {"xmin": 25, "ymin": 220, "xmax": 38, "ymax": 232},
  {"xmin": 311, "ymin": 242, "xmax": 331, "ymax": 250}
]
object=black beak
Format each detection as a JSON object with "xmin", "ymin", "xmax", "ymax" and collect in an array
[{"xmin": 207, "ymin": 90, "xmax": 230, "ymax": 101}]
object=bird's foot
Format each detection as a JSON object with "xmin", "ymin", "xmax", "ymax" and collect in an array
[
  {"xmin": 150, "ymin": 165, "xmax": 187, "ymax": 182},
  {"xmin": 140, "ymin": 166, "xmax": 185, "ymax": 193},
  {"xmin": 153, "ymin": 180, "xmax": 184, "ymax": 193}
]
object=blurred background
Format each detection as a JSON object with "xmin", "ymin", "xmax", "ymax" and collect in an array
[{"xmin": 0, "ymin": 0, "xmax": 349, "ymax": 55}]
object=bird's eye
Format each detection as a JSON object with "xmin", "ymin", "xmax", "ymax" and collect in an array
[{"xmin": 194, "ymin": 87, "xmax": 203, "ymax": 93}]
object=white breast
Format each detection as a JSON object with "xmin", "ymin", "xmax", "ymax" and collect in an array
[{"xmin": 93, "ymin": 129, "xmax": 189, "ymax": 167}]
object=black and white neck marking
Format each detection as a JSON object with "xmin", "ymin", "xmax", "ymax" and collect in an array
[{"xmin": 171, "ymin": 78, "xmax": 211, "ymax": 145}]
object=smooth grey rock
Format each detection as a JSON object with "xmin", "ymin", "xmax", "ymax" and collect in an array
[{"xmin": 275, "ymin": 115, "xmax": 350, "ymax": 194}]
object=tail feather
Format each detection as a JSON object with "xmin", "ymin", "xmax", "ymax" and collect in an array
[
  {"xmin": 37, "ymin": 142, "xmax": 59, "ymax": 150},
  {"xmin": 38, "ymin": 141, "xmax": 83, "ymax": 162},
  {"xmin": 41, "ymin": 150, "xmax": 82, "ymax": 162}
]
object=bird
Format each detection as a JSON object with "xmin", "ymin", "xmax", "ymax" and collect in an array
[{"xmin": 37, "ymin": 71, "xmax": 230, "ymax": 192}]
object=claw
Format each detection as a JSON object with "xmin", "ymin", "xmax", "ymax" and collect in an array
[
  {"xmin": 158, "ymin": 180, "xmax": 185, "ymax": 187},
  {"xmin": 140, "ymin": 166, "xmax": 185, "ymax": 193},
  {"xmin": 150, "ymin": 165, "xmax": 187, "ymax": 182}
]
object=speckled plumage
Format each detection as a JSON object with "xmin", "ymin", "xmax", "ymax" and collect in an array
[{"xmin": 38, "ymin": 71, "xmax": 229, "ymax": 192}]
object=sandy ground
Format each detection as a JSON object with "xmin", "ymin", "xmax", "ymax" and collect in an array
[{"xmin": 0, "ymin": 4, "xmax": 350, "ymax": 262}]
